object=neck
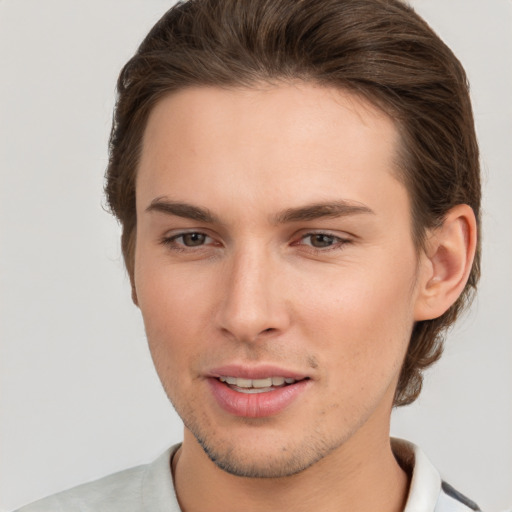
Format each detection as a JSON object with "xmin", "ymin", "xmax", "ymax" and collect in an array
[{"xmin": 172, "ymin": 422, "xmax": 409, "ymax": 512}]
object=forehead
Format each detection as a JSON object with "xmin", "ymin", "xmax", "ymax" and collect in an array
[{"xmin": 137, "ymin": 83, "xmax": 406, "ymax": 220}]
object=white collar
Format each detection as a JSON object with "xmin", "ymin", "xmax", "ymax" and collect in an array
[{"xmin": 392, "ymin": 438, "xmax": 443, "ymax": 512}]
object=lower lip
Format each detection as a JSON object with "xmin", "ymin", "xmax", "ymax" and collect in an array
[{"xmin": 207, "ymin": 378, "xmax": 310, "ymax": 418}]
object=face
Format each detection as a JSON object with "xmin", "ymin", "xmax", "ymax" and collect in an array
[{"xmin": 134, "ymin": 84, "xmax": 427, "ymax": 477}]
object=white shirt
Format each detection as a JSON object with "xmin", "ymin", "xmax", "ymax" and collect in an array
[{"xmin": 14, "ymin": 439, "xmax": 481, "ymax": 512}]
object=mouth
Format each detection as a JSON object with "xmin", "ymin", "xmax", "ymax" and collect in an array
[
  {"xmin": 207, "ymin": 368, "xmax": 311, "ymax": 417},
  {"xmin": 217, "ymin": 375, "xmax": 306, "ymax": 394}
]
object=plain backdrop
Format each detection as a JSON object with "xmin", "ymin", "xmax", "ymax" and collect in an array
[{"xmin": 1, "ymin": 1, "xmax": 511, "ymax": 511}]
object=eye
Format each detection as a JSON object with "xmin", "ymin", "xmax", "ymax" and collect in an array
[
  {"xmin": 177, "ymin": 232, "xmax": 209, "ymax": 247},
  {"xmin": 293, "ymin": 231, "xmax": 351, "ymax": 253},
  {"xmin": 161, "ymin": 231, "xmax": 216, "ymax": 250},
  {"xmin": 302, "ymin": 233, "xmax": 344, "ymax": 248}
]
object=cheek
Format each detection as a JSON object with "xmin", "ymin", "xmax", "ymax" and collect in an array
[
  {"xmin": 294, "ymin": 259, "xmax": 416, "ymax": 383},
  {"xmin": 134, "ymin": 260, "xmax": 215, "ymax": 370}
]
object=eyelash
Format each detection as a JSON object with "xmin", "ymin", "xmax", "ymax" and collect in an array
[
  {"xmin": 160, "ymin": 231, "xmax": 351, "ymax": 253},
  {"xmin": 160, "ymin": 232, "xmax": 217, "ymax": 253},
  {"xmin": 297, "ymin": 233, "xmax": 350, "ymax": 252}
]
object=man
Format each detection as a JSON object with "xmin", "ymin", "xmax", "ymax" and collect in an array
[{"xmin": 15, "ymin": 0, "xmax": 481, "ymax": 510}]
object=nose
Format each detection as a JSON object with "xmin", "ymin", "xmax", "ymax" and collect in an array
[{"xmin": 214, "ymin": 247, "xmax": 290, "ymax": 343}]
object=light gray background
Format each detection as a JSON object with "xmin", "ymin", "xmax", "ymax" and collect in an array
[{"xmin": 1, "ymin": 1, "xmax": 510, "ymax": 510}]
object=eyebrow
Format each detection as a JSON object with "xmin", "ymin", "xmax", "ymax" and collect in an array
[
  {"xmin": 145, "ymin": 197, "xmax": 374, "ymax": 224},
  {"xmin": 272, "ymin": 201, "xmax": 375, "ymax": 224},
  {"xmin": 145, "ymin": 198, "xmax": 219, "ymax": 223}
]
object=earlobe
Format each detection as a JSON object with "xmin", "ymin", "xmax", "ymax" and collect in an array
[{"xmin": 414, "ymin": 204, "xmax": 477, "ymax": 321}]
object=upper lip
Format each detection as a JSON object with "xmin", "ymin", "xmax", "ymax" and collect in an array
[{"xmin": 207, "ymin": 364, "xmax": 310, "ymax": 380}]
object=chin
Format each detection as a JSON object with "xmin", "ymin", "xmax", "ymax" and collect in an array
[
  {"xmin": 187, "ymin": 419, "xmax": 343, "ymax": 479},
  {"xmin": 201, "ymin": 440, "xmax": 326, "ymax": 478}
]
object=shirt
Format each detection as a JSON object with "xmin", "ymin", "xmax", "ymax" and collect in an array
[{"xmin": 14, "ymin": 438, "xmax": 481, "ymax": 512}]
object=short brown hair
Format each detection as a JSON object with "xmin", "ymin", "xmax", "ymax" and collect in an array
[{"xmin": 105, "ymin": 0, "xmax": 481, "ymax": 406}]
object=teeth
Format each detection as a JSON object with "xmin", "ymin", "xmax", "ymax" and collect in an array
[
  {"xmin": 218, "ymin": 376, "xmax": 297, "ymax": 388},
  {"xmin": 235, "ymin": 377, "xmax": 252, "ymax": 388},
  {"xmin": 234, "ymin": 387, "xmax": 273, "ymax": 394},
  {"xmin": 252, "ymin": 378, "xmax": 272, "ymax": 388}
]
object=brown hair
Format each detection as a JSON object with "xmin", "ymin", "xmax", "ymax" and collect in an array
[{"xmin": 105, "ymin": 0, "xmax": 481, "ymax": 406}]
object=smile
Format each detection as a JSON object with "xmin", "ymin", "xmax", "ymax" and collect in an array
[
  {"xmin": 209, "ymin": 374, "xmax": 311, "ymax": 417},
  {"xmin": 218, "ymin": 376, "xmax": 299, "ymax": 393}
]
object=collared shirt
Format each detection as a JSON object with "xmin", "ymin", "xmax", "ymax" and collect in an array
[{"xmin": 14, "ymin": 439, "xmax": 481, "ymax": 512}]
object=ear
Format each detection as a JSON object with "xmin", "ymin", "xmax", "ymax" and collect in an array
[{"xmin": 414, "ymin": 204, "xmax": 477, "ymax": 321}]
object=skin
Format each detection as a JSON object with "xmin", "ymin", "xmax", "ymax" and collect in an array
[{"xmin": 133, "ymin": 83, "xmax": 476, "ymax": 512}]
